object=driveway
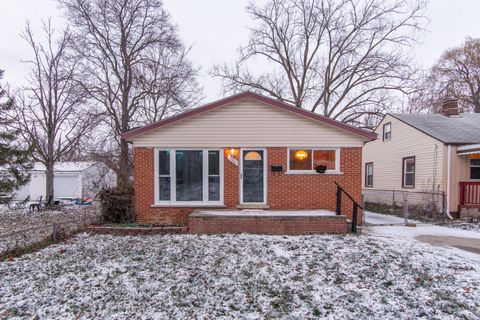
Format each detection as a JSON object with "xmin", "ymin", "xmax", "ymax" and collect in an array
[{"xmin": 366, "ymin": 224, "xmax": 480, "ymax": 261}]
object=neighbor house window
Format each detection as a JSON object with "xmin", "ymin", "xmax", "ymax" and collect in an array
[
  {"xmin": 155, "ymin": 149, "xmax": 223, "ymax": 204},
  {"xmin": 288, "ymin": 148, "xmax": 339, "ymax": 173},
  {"xmin": 383, "ymin": 123, "xmax": 391, "ymax": 141},
  {"xmin": 402, "ymin": 156, "xmax": 415, "ymax": 188},
  {"xmin": 471, "ymin": 159, "xmax": 480, "ymax": 179},
  {"xmin": 365, "ymin": 162, "xmax": 373, "ymax": 187}
]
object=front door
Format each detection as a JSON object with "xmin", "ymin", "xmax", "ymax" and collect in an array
[{"xmin": 241, "ymin": 149, "xmax": 266, "ymax": 203}]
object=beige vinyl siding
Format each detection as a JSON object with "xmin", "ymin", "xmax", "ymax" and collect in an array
[
  {"xmin": 362, "ymin": 114, "xmax": 444, "ymax": 192},
  {"xmin": 132, "ymin": 100, "xmax": 366, "ymax": 147}
]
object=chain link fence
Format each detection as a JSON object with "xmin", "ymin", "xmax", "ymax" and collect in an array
[
  {"xmin": 0, "ymin": 206, "xmax": 102, "ymax": 259},
  {"xmin": 363, "ymin": 189, "xmax": 447, "ymax": 223}
]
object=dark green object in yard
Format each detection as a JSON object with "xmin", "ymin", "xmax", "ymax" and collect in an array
[{"xmin": 0, "ymin": 70, "xmax": 31, "ymax": 195}]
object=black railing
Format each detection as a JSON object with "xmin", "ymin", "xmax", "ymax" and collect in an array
[{"xmin": 335, "ymin": 182, "xmax": 362, "ymax": 233}]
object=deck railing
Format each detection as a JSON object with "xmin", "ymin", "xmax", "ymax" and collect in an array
[{"xmin": 460, "ymin": 181, "xmax": 480, "ymax": 205}]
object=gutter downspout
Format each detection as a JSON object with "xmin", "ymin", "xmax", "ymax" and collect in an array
[{"xmin": 446, "ymin": 145, "xmax": 453, "ymax": 219}]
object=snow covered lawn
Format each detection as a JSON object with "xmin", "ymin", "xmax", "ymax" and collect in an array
[
  {"xmin": 446, "ymin": 220, "xmax": 480, "ymax": 233},
  {"xmin": 1, "ymin": 233, "xmax": 479, "ymax": 319}
]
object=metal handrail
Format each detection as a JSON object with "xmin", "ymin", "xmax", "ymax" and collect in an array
[{"xmin": 335, "ymin": 182, "xmax": 362, "ymax": 233}]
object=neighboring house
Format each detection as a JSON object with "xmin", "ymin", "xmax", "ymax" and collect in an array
[
  {"xmin": 362, "ymin": 99, "xmax": 480, "ymax": 217},
  {"xmin": 123, "ymin": 91, "xmax": 375, "ymax": 234},
  {"xmin": 14, "ymin": 162, "xmax": 116, "ymax": 201}
]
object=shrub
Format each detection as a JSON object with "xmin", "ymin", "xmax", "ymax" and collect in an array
[{"xmin": 98, "ymin": 187, "xmax": 135, "ymax": 223}]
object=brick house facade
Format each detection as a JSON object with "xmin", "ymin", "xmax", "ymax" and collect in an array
[
  {"xmin": 124, "ymin": 92, "xmax": 375, "ymax": 233},
  {"xmin": 134, "ymin": 146, "xmax": 362, "ymax": 226}
]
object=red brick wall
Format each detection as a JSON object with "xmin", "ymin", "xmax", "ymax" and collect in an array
[
  {"xmin": 134, "ymin": 147, "xmax": 362, "ymax": 226},
  {"xmin": 268, "ymin": 147, "xmax": 362, "ymax": 220},
  {"xmin": 189, "ymin": 215, "xmax": 347, "ymax": 235}
]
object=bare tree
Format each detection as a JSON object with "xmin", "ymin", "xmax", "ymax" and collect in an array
[
  {"xmin": 415, "ymin": 37, "xmax": 480, "ymax": 114},
  {"xmin": 12, "ymin": 20, "xmax": 97, "ymax": 200},
  {"xmin": 137, "ymin": 46, "xmax": 203, "ymax": 124},
  {"xmin": 212, "ymin": 0, "xmax": 427, "ymax": 129},
  {"xmin": 59, "ymin": 0, "xmax": 201, "ymax": 191}
]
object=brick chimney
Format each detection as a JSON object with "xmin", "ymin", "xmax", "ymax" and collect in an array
[{"xmin": 441, "ymin": 98, "xmax": 459, "ymax": 116}]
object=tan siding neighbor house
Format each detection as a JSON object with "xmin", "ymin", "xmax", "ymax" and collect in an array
[{"xmin": 363, "ymin": 102, "xmax": 480, "ymax": 217}]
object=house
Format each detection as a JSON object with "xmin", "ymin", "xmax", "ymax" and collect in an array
[
  {"xmin": 14, "ymin": 162, "xmax": 116, "ymax": 201},
  {"xmin": 362, "ymin": 99, "xmax": 480, "ymax": 218},
  {"xmin": 123, "ymin": 91, "xmax": 375, "ymax": 234}
]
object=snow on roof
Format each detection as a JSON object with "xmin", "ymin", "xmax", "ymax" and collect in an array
[{"xmin": 32, "ymin": 162, "xmax": 96, "ymax": 172}]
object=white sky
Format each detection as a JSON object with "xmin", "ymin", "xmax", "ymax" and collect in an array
[{"xmin": 1, "ymin": 0, "xmax": 480, "ymax": 102}]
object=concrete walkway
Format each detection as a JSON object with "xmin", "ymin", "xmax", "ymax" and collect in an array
[
  {"xmin": 366, "ymin": 224, "xmax": 480, "ymax": 261},
  {"xmin": 364, "ymin": 211, "xmax": 408, "ymax": 225}
]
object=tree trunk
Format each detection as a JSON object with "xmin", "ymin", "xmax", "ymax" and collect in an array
[
  {"xmin": 45, "ymin": 161, "xmax": 54, "ymax": 201},
  {"xmin": 116, "ymin": 139, "xmax": 131, "ymax": 192}
]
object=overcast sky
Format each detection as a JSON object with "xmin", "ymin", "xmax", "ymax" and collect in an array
[{"xmin": 1, "ymin": 0, "xmax": 480, "ymax": 102}]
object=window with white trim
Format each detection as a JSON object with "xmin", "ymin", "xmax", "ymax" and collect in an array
[
  {"xmin": 288, "ymin": 148, "xmax": 339, "ymax": 173},
  {"xmin": 402, "ymin": 156, "xmax": 415, "ymax": 188},
  {"xmin": 155, "ymin": 149, "xmax": 223, "ymax": 204},
  {"xmin": 365, "ymin": 162, "xmax": 373, "ymax": 187},
  {"xmin": 470, "ymin": 159, "xmax": 480, "ymax": 180},
  {"xmin": 383, "ymin": 123, "xmax": 391, "ymax": 141}
]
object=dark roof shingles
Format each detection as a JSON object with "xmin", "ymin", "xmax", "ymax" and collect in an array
[{"xmin": 391, "ymin": 113, "xmax": 480, "ymax": 144}]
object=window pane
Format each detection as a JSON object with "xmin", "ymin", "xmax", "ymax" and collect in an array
[
  {"xmin": 471, "ymin": 159, "xmax": 480, "ymax": 166},
  {"xmin": 383, "ymin": 123, "xmax": 391, "ymax": 140},
  {"xmin": 159, "ymin": 177, "xmax": 170, "ymax": 201},
  {"xmin": 471, "ymin": 167, "xmax": 480, "ymax": 179},
  {"xmin": 405, "ymin": 159, "xmax": 415, "ymax": 173},
  {"xmin": 289, "ymin": 149, "xmax": 312, "ymax": 170},
  {"xmin": 367, "ymin": 164, "xmax": 373, "ymax": 175},
  {"xmin": 176, "ymin": 150, "xmax": 203, "ymax": 201},
  {"xmin": 365, "ymin": 163, "xmax": 373, "ymax": 187},
  {"xmin": 208, "ymin": 151, "xmax": 220, "ymax": 175},
  {"xmin": 367, "ymin": 176, "xmax": 373, "ymax": 186},
  {"xmin": 313, "ymin": 150, "xmax": 336, "ymax": 170},
  {"xmin": 405, "ymin": 173, "xmax": 414, "ymax": 186},
  {"xmin": 158, "ymin": 150, "xmax": 170, "ymax": 175},
  {"xmin": 208, "ymin": 176, "xmax": 220, "ymax": 201}
]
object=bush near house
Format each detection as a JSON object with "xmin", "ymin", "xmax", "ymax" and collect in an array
[{"xmin": 98, "ymin": 188, "xmax": 134, "ymax": 223}]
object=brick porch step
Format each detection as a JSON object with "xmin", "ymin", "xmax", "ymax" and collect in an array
[{"xmin": 188, "ymin": 210, "xmax": 348, "ymax": 235}]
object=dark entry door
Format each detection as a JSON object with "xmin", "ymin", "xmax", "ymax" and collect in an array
[{"xmin": 242, "ymin": 149, "xmax": 265, "ymax": 203}]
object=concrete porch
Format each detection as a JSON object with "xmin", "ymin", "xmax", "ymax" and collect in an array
[{"xmin": 188, "ymin": 209, "xmax": 348, "ymax": 235}]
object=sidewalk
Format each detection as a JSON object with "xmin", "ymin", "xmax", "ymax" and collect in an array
[{"xmin": 366, "ymin": 224, "xmax": 480, "ymax": 261}]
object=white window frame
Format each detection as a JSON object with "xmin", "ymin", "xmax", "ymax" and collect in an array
[
  {"xmin": 402, "ymin": 156, "xmax": 415, "ymax": 188},
  {"xmin": 365, "ymin": 162, "xmax": 374, "ymax": 187},
  {"xmin": 286, "ymin": 148, "xmax": 341, "ymax": 174},
  {"xmin": 383, "ymin": 123, "xmax": 392, "ymax": 141},
  {"xmin": 153, "ymin": 148, "xmax": 224, "ymax": 206}
]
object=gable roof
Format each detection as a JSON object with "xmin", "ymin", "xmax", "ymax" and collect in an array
[
  {"xmin": 122, "ymin": 92, "xmax": 376, "ymax": 141},
  {"xmin": 389, "ymin": 113, "xmax": 480, "ymax": 144}
]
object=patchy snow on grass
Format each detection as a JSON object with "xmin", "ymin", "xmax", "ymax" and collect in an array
[
  {"xmin": 0, "ymin": 206, "xmax": 98, "ymax": 235},
  {"xmin": 1, "ymin": 233, "xmax": 479, "ymax": 319},
  {"xmin": 445, "ymin": 220, "xmax": 480, "ymax": 234}
]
